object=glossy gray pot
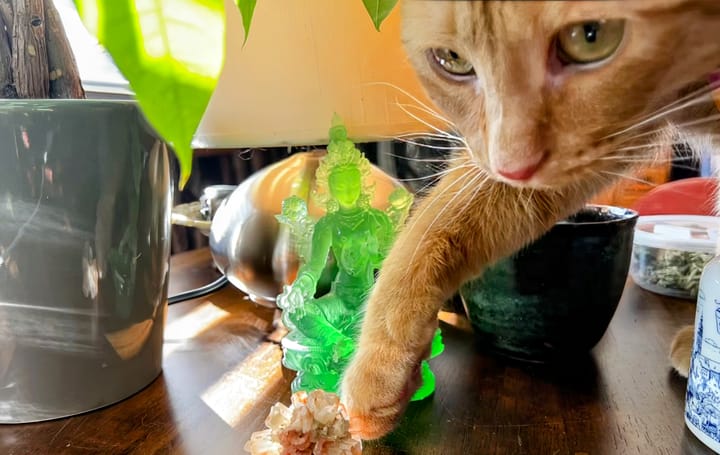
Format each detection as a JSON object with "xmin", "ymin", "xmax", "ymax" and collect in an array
[{"xmin": 0, "ymin": 100, "xmax": 172, "ymax": 423}]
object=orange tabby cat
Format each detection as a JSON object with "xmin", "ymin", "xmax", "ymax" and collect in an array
[{"xmin": 340, "ymin": 0, "xmax": 720, "ymax": 440}]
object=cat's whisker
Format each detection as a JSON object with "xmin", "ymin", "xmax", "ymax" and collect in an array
[
  {"xmin": 401, "ymin": 173, "xmax": 466, "ymax": 240},
  {"xmin": 529, "ymin": 188, "xmax": 543, "ymax": 225},
  {"xmin": 387, "ymin": 166, "xmax": 463, "ymax": 183},
  {"xmin": 666, "ymin": 163, "xmax": 704, "ymax": 172},
  {"xmin": 393, "ymin": 129, "xmax": 460, "ymax": 138},
  {"xmin": 617, "ymin": 113, "xmax": 720, "ymax": 145},
  {"xmin": 409, "ymin": 168, "xmax": 486, "ymax": 265},
  {"xmin": 384, "ymin": 129, "xmax": 464, "ymax": 144},
  {"xmin": 586, "ymin": 170, "xmax": 616, "ymax": 195},
  {"xmin": 448, "ymin": 172, "xmax": 492, "ymax": 227},
  {"xmin": 414, "ymin": 179, "xmax": 441, "ymax": 198},
  {"xmin": 378, "ymin": 151, "xmax": 465, "ymax": 164},
  {"xmin": 412, "ymin": 163, "xmax": 476, "ymax": 196},
  {"xmin": 615, "ymin": 125, "xmax": 679, "ymax": 147},
  {"xmin": 412, "ymin": 163, "xmax": 447, "ymax": 176},
  {"xmin": 672, "ymin": 113, "xmax": 720, "ymax": 131},
  {"xmin": 602, "ymin": 159, "xmax": 689, "ymax": 168},
  {"xmin": 527, "ymin": 188, "xmax": 548, "ymax": 227},
  {"xmin": 515, "ymin": 187, "xmax": 534, "ymax": 219},
  {"xmin": 392, "ymin": 136, "xmax": 467, "ymax": 151},
  {"xmin": 391, "ymin": 137, "xmax": 469, "ymax": 152},
  {"xmin": 389, "ymin": 102, "xmax": 473, "ymax": 155},
  {"xmin": 655, "ymin": 83, "xmax": 718, "ymax": 113},
  {"xmin": 394, "ymin": 166, "xmax": 463, "ymax": 183},
  {"xmin": 362, "ymin": 81, "xmax": 459, "ymax": 130},
  {"xmin": 393, "ymin": 101, "xmax": 459, "ymax": 131},
  {"xmin": 599, "ymin": 154, "xmax": 665, "ymax": 168},
  {"xmin": 600, "ymin": 153, "xmax": 698, "ymax": 164},
  {"xmin": 363, "ymin": 82, "xmax": 448, "ymax": 118},
  {"xmin": 596, "ymin": 143, "xmax": 690, "ymax": 171},
  {"xmin": 400, "ymin": 164, "xmax": 476, "ymax": 244},
  {"xmin": 610, "ymin": 142, "xmax": 676, "ymax": 153},
  {"xmin": 600, "ymin": 156, "xmax": 702, "ymax": 174},
  {"xmin": 601, "ymin": 91, "xmax": 715, "ymax": 140},
  {"xmin": 600, "ymin": 170, "xmax": 661, "ymax": 187},
  {"xmin": 394, "ymin": 101, "xmax": 463, "ymax": 139},
  {"xmin": 391, "ymin": 135, "xmax": 465, "ymax": 149},
  {"xmin": 636, "ymin": 83, "xmax": 717, "ymax": 121},
  {"xmin": 600, "ymin": 149, "xmax": 669, "ymax": 163}
]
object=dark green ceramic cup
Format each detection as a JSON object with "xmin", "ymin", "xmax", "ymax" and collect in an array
[{"xmin": 460, "ymin": 205, "xmax": 638, "ymax": 362}]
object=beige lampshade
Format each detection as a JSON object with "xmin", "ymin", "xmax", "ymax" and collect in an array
[{"xmin": 193, "ymin": 0, "xmax": 438, "ymax": 148}]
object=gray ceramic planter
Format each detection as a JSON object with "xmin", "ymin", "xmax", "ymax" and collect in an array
[{"xmin": 0, "ymin": 100, "xmax": 171, "ymax": 423}]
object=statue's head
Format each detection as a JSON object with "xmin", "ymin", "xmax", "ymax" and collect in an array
[
  {"xmin": 329, "ymin": 165, "xmax": 362, "ymax": 209},
  {"xmin": 315, "ymin": 115, "xmax": 374, "ymax": 212}
]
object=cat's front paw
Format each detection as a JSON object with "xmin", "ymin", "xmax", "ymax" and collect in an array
[{"xmin": 340, "ymin": 341, "xmax": 424, "ymax": 440}]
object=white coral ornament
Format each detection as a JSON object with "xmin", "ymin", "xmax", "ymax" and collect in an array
[{"xmin": 244, "ymin": 390, "xmax": 362, "ymax": 455}]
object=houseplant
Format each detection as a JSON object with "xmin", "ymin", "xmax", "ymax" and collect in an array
[{"xmin": 71, "ymin": 0, "xmax": 404, "ymax": 187}]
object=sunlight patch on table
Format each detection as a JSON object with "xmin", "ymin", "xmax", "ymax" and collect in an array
[
  {"xmin": 201, "ymin": 342, "xmax": 284, "ymax": 427},
  {"xmin": 163, "ymin": 301, "xmax": 230, "ymax": 357}
]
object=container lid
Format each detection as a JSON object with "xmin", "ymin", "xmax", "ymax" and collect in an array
[{"xmin": 633, "ymin": 215, "xmax": 720, "ymax": 253}]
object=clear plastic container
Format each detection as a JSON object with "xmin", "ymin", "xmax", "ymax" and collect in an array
[{"xmin": 630, "ymin": 215, "xmax": 719, "ymax": 299}]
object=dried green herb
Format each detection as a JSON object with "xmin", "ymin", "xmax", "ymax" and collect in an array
[{"xmin": 633, "ymin": 246, "xmax": 713, "ymax": 296}]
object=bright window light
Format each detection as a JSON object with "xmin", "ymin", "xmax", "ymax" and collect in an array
[{"xmin": 53, "ymin": 0, "xmax": 131, "ymax": 95}]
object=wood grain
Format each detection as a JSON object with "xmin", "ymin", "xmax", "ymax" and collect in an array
[
  {"xmin": 43, "ymin": 0, "xmax": 84, "ymax": 99},
  {"xmin": 0, "ymin": 0, "xmax": 84, "ymax": 100},
  {"xmin": 0, "ymin": 0, "xmax": 14, "ymax": 98},
  {"xmin": 11, "ymin": 0, "xmax": 48, "ymax": 98},
  {"xmin": 0, "ymin": 248, "xmax": 714, "ymax": 454}
]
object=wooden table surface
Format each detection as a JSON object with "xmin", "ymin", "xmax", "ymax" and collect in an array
[{"xmin": 1, "ymin": 247, "xmax": 715, "ymax": 454}]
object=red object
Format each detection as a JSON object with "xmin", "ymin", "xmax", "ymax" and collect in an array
[{"xmin": 631, "ymin": 177, "xmax": 717, "ymax": 216}]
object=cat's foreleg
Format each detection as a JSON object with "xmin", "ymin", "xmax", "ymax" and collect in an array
[{"xmin": 340, "ymin": 165, "xmax": 604, "ymax": 440}]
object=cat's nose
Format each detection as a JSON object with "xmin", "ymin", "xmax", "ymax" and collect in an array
[{"xmin": 496, "ymin": 153, "xmax": 547, "ymax": 182}]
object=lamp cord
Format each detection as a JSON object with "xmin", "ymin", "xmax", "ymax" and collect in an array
[{"xmin": 168, "ymin": 275, "xmax": 229, "ymax": 305}]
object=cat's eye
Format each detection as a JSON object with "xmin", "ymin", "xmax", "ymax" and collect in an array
[
  {"xmin": 556, "ymin": 19, "xmax": 626, "ymax": 65},
  {"xmin": 428, "ymin": 48, "xmax": 475, "ymax": 80}
]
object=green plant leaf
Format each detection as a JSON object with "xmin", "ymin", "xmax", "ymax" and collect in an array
[
  {"xmin": 235, "ymin": 0, "xmax": 257, "ymax": 45},
  {"xmin": 361, "ymin": 0, "xmax": 399, "ymax": 31},
  {"xmin": 73, "ymin": 0, "xmax": 226, "ymax": 188}
]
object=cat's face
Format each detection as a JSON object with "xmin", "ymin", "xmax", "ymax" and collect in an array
[{"xmin": 402, "ymin": 0, "xmax": 720, "ymax": 189}]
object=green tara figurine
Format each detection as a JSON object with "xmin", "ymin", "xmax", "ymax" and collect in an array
[{"xmin": 276, "ymin": 114, "xmax": 443, "ymax": 401}]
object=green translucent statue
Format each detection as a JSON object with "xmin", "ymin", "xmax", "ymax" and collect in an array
[{"xmin": 276, "ymin": 115, "xmax": 444, "ymax": 401}]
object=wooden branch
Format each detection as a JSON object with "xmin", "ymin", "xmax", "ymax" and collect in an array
[
  {"xmin": 44, "ymin": 0, "xmax": 84, "ymax": 99},
  {"xmin": 0, "ymin": 0, "xmax": 13, "ymax": 35},
  {"xmin": 0, "ymin": 0, "xmax": 15, "ymax": 98},
  {"xmin": 12, "ymin": 0, "xmax": 49, "ymax": 98}
]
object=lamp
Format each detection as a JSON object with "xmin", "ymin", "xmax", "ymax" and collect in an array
[{"xmin": 194, "ymin": 0, "xmax": 437, "ymax": 149}]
